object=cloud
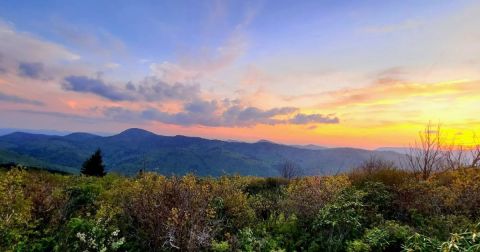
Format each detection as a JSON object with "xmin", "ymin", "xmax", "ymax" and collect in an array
[
  {"xmin": 62, "ymin": 75, "xmax": 135, "ymax": 101},
  {"xmin": 0, "ymin": 91, "xmax": 44, "ymax": 106},
  {"xmin": 147, "ymin": 5, "xmax": 253, "ymax": 86},
  {"xmin": 0, "ymin": 20, "xmax": 79, "ymax": 66},
  {"xmin": 52, "ymin": 21, "xmax": 127, "ymax": 59},
  {"xmin": 18, "ymin": 62, "xmax": 44, "ymax": 79},
  {"xmin": 221, "ymin": 106, "xmax": 297, "ymax": 126},
  {"xmin": 149, "ymin": 62, "xmax": 201, "ymax": 84},
  {"xmin": 62, "ymin": 74, "xmax": 201, "ymax": 102},
  {"xmin": 102, "ymin": 107, "xmax": 140, "ymax": 122},
  {"xmin": 102, "ymin": 99, "xmax": 339, "ymax": 127},
  {"xmin": 0, "ymin": 19, "xmax": 80, "ymax": 84},
  {"xmin": 135, "ymin": 76, "xmax": 201, "ymax": 102},
  {"xmin": 289, "ymin": 113, "xmax": 339, "ymax": 124},
  {"xmin": 185, "ymin": 99, "xmax": 218, "ymax": 114},
  {"xmin": 323, "ymin": 79, "xmax": 476, "ymax": 108}
]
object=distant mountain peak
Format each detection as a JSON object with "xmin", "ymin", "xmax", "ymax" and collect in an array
[{"xmin": 118, "ymin": 128, "xmax": 155, "ymax": 136}]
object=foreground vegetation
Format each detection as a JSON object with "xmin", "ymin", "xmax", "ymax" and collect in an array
[{"xmin": 1, "ymin": 162, "xmax": 480, "ymax": 252}]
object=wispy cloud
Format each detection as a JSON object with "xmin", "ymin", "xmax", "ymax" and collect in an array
[
  {"xmin": 0, "ymin": 20, "xmax": 79, "ymax": 67},
  {"xmin": 0, "ymin": 91, "xmax": 44, "ymax": 106},
  {"xmin": 10, "ymin": 109, "xmax": 101, "ymax": 123},
  {"xmin": 322, "ymin": 79, "xmax": 476, "ymax": 108},
  {"xmin": 52, "ymin": 20, "xmax": 127, "ymax": 59}
]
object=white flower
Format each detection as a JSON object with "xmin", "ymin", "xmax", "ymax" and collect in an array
[
  {"xmin": 76, "ymin": 232, "xmax": 87, "ymax": 242},
  {"xmin": 112, "ymin": 229, "xmax": 120, "ymax": 237}
]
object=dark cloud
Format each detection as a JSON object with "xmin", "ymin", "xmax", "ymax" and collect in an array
[
  {"xmin": 62, "ymin": 75, "xmax": 200, "ymax": 102},
  {"xmin": 289, "ymin": 113, "xmax": 339, "ymax": 124},
  {"xmin": 146, "ymin": 103, "xmax": 298, "ymax": 127},
  {"xmin": 141, "ymin": 102, "xmax": 222, "ymax": 127},
  {"xmin": 62, "ymin": 75, "xmax": 135, "ymax": 101},
  {"xmin": 102, "ymin": 100, "xmax": 339, "ymax": 127},
  {"xmin": 222, "ymin": 106, "xmax": 297, "ymax": 126},
  {"xmin": 184, "ymin": 99, "xmax": 218, "ymax": 114},
  {"xmin": 0, "ymin": 91, "xmax": 44, "ymax": 106},
  {"xmin": 135, "ymin": 77, "xmax": 200, "ymax": 101},
  {"xmin": 103, "ymin": 107, "xmax": 141, "ymax": 122},
  {"xmin": 125, "ymin": 82, "xmax": 136, "ymax": 91},
  {"xmin": 18, "ymin": 62, "xmax": 44, "ymax": 79}
]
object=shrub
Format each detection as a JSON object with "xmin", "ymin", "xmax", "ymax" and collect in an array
[
  {"xmin": 443, "ymin": 168, "xmax": 480, "ymax": 218},
  {"xmin": 211, "ymin": 176, "xmax": 255, "ymax": 231},
  {"xmin": 63, "ymin": 183, "xmax": 102, "ymax": 219},
  {"xmin": 402, "ymin": 233, "xmax": 441, "ymax": 252},
  {"xmin": 312, "ymin": 188, "xmax": 366, "ymax": 251},
  {"xmin": 244, "ymin": 177, "xmax": 289, "ymax": 195},
  {"xmin": 117, "ymin": 174, "xmax": 218, "ymax": 251},
  {"xmin": 347, "ymin": 221, "xmax": 413, "ymax": 252},
  {"xmin": 357, "ymin": 182, "xmax": 394, "ymax": 222},
  {"xmin": 439, "ymin": 223, "xmax": 480, "ymax": 251},
  {"xmin": 0, "ymin": 168, "xmax": 33, "ymax": 250},
  {"xmin": 394, "ymin": 179, "xmax": 451, "ymax": 222},
  {"xmin": 349, "ymin": 157, "xmax": 410, "ymax": 187},
  {"xmin": 416, "ymin": 215, "xmax": 475, "ymax": 241},
  {"xmin": 237, "ymin": 227, "xmax": 284, "ymax": 252},
  {"xmin": 60, "ymin": 217, "xmax": 125, "ymax": 251},
  {"xmin": 284, "ymin": 175, "xmax": 350, "ymax": 220}
]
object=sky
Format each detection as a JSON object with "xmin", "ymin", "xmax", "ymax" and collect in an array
[{"xmin": 0, "ymin": 0, "xmax": 480, "ymax": 149}]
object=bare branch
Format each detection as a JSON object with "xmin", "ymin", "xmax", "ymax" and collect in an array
[
  {"xmin": 277, "ymin": 160, "xmax": 303, "ymax": 179},
  {"xmin": 405, "ymin": 122, "xmax": 445, "ymax": 180}
]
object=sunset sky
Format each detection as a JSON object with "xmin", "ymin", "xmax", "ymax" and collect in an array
[{"xmin": 1, "ymin": 0, "xmax": 480, "ymax": 148}]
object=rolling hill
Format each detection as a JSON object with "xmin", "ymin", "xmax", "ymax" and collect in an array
[{"xmin": 0, "ymin": 128, "xmax": 405, "ymax": 176}]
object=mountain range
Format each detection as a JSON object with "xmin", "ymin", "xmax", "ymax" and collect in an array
[{"xmin": 0, "ymin": 128, "xmax": 405, "ymax": 176}]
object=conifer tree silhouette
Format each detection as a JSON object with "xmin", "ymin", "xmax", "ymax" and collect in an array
[{"xmin": 81, "ymin": 148, "xmax": 106, "ymax": 177}]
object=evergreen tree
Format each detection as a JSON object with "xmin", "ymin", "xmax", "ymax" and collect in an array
[{"xmin": 81, "ymin": 148, "xmax": 106, "ymax": 177}]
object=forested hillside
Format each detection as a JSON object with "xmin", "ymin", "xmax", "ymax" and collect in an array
[{"xmin": 0, "ymin": 128, "xmax": 403, "ymax": 176}]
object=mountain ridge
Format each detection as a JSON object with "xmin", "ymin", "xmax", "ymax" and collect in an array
[{"xmin": 0, "ymin": 128, "xmax": 405, "ymax": 176}]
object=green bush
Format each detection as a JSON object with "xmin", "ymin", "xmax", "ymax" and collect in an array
[
  {"xmin": 60, "ymin": 217, "xmax": 125, "ymax": 251},
  {"xmin": 63, "ymin": 183, "xmax": 101, "ymax": 219},
  {"xmin": 402, "ymin": 233, "xmax": 441, "ymax": 251},
  {"xmin": 237, "ymin": 227, "xmax": 285, "ymax": 252},
  {"xmin": 439, "ymin": 223, "xmax": 480, "ymax": 251},
  {"xmin": 347, "ymin": 221, "xmax": 413, "ymax": 252},
  {"xmin": 312, "ymin": 189, "xmax": 366, "ymax": 251}
]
